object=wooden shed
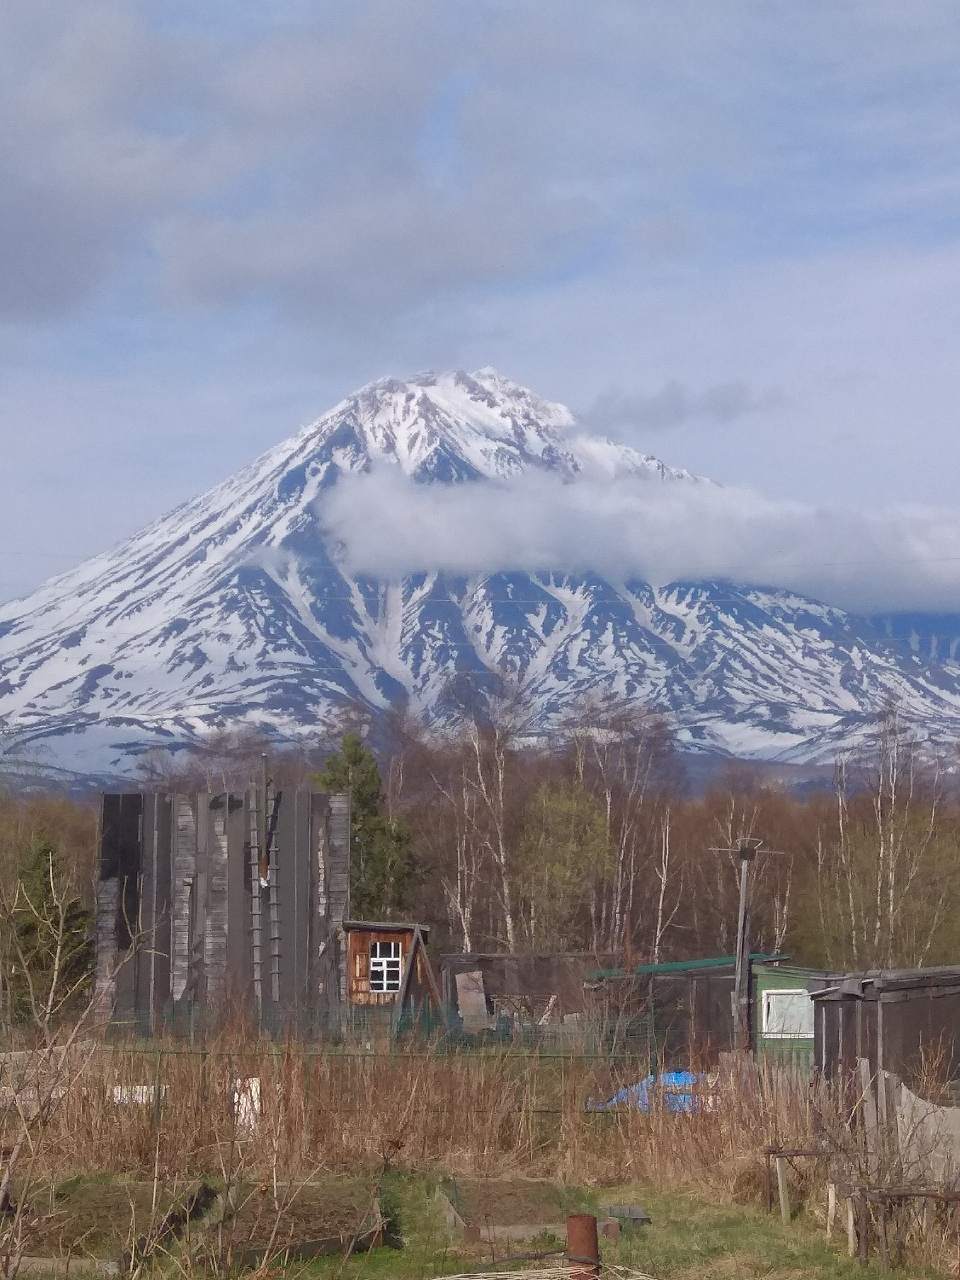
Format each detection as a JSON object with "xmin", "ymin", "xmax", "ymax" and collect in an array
[
  {"xmin": 589, "ymin": 953, "xmax": 787, "ymax": 1060},
  {"xmin": 812, "ymin": 965, "xmax": 960, "ymax": 1085},
  {"xmin": 342, "ymin": 921, "xmax": 431, "ymax": 1006},
  {"xmin": 753, "ymin": 962, "xmax": 834, "ymax": 1070}
]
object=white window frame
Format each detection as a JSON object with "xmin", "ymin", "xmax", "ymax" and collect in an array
[
  {"xmin": 762, "ymin": 987, "xmax": 814, "ymax": 1040},
  {"xmin": 369, "ymin": 939, "xmax": 403, "ymax": 993}
]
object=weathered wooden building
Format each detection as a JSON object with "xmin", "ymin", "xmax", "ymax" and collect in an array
[
  {"xmin": 95, "ymin": 787, "xmax": 351, "ymax": 1035},
  {"xmin": 344, "ymin": 922, "xmax": 431, "ymax": 1006},
  {"xmin": 95, "ymin": 788, "xmax": 445, "ymax": 1037},
  {"xmin": 341, "ymin": 922, "xmax": 442, "ymax": 1037},
  {"xmin": 584, "ymin": 954, "xmax": 830, "ymax": 1062},
  {"xmin": 753, "ymin": 962, "xmax": 833, "ymax": 1069},
  {"xmin": 439, "ymin": 951, "xmax": 612, "ymax": 1044},
  {"xmin": 812, "ymin": 966, "xmax": 960, "ymax": 1084}
]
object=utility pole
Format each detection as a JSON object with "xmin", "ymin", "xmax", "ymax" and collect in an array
[{"xmin": 709, "ymin": 836, "xmax": 786, "ymax": 1052}]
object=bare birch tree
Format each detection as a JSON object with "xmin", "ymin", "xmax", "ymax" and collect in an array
[{"xmin": 815, "ymin": 711, "xmax": 958, "ymax": 969}]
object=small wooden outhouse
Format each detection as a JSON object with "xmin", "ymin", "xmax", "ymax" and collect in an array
[{"xmin": 341, "ymin": 921, "xmax": 432, "ymax": 1006}]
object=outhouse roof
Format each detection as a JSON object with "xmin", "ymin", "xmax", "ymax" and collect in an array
[{"xmin": 342, "ymin": 919, "xmax": 430, "ymax": 935}]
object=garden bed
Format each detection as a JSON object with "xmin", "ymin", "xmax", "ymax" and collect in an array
[
  {"xmin": 15, "ymin": 1176, "xmax": 215, "ymax": 1273},
  {"xmin": 206, "ymin": 1177, "xmax": 383, "ymax": 1266},
  {"xmin": 439, "ymin": 1176, "xmax": 583, "ymax": 1244}
]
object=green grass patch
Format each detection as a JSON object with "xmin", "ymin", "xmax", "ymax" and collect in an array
[
  {"xmin": 303, "ymin": 1173, "xmax": 475, "ymax": 1278},
  {"xmin": 580, "ymin": 1184, "xmax": 942, "ymax": 1280},
  {"xmin": 300, "ymin": 1175, "xmax": 944, "ymax": 1279}
]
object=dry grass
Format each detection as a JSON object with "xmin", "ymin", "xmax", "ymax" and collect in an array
[
  {"xmin": 7, "ymin": 1038, "xmax": 823, "ymax": 1188},
  {"xmin": 4, "ymin": 1036, "xmax": 960, "ymax": 1275}
]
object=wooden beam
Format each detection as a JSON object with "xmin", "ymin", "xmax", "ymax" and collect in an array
[
  {"xmin": 858, "ymin": 1058, "xmax": 879, "ymax": 1177},
  {"xmin": 775, "ymin": 1156, "xmax": 791, "ymax": 1226}
]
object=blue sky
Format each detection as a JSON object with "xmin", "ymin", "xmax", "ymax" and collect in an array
[{"xmin": 4, "ymin": 1, "xmax": 960, "ymax": 605}]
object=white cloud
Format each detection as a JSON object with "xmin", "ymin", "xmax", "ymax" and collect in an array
[
  {"xmin": 4, "ymin": 0, "xmax": 960, "ymax": 603},
  {"xmin": 7, "ymin": 0, "xmax": 960, "ymax": 327},
  {"xmin": 321, "ymin": 467, "xmax": 960, "ymax": 614},
  {"xmin": 583, "ymin": 381, "xmax": 783, "ymax": 433}
]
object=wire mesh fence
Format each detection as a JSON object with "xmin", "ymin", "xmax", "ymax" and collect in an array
[{"xmin": 0, "ymin": 1035, "xmax": 821, "ymax": 1189}]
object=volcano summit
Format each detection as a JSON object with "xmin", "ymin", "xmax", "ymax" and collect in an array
[{"xmin": 2, "ymin": 368, "xmax": 959, "ymax": 776}]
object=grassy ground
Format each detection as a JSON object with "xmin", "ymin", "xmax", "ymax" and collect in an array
[
  {"xmin": 595, "ymin": 1186, "xmax": 943, "ymax": 1280},
  {"xmin": 301, "ymin": 1175, "xmax": 944, "ymax": 1279}
]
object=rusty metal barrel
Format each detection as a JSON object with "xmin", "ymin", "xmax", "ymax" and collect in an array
[{"xmin": 566, "ymin": 1212, "xmax": 600, "ymax": 1279}]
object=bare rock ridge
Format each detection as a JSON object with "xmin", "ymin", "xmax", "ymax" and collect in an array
[{"xmin": 1, "ymin": 367, "xmax": 958, "ymax": 776}]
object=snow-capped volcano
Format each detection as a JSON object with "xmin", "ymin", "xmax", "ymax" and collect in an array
[
  {"xmin": 293, "ymin": 367, "xmax": 696, "ymax": 483},
  {"xmin": 2, "ymin": 367, "xmax": 959, "ymax": 776}
]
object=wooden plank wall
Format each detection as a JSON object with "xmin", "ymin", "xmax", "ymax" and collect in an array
[
  {"xmin": 204, "ymin": 795, "xmax": 229, "ymax": 1008},
  {"xmin": 98, "ymin": 788, "xmax": 349, "ymax": 1035},
  {"xmin": 327, "ymin": 793, "xmax": 351, "ymax": 1010},
  {"xmin": 225, "ymin": 793, "xmax": 252, "ymax": 1008},
  {"xmin": 347, "ymin": 929, "xmax": 414, "ymax": 1006},
  {"xmin": 327, "ymin": 793, "xmax": 351, "ymax": 926},
  {"xmin": 134, "ymin": 793, "xmax": 171, "ymax": 1035},
  {"xmin": 93, "ymin": 876, "xmax": 119, "ymax": 1023},
  {"xmin": 99, "ymin": 792, "xmax": 144, "ymax": 1030},
  {"xmin": 265, "ymin": 786, "xmax": 315, "ymax": 1032},
  {"xmin": 170, "ymin": 794, "xmax": 197, "ymax": 1007}
]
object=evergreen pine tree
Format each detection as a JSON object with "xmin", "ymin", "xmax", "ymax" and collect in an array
[{"xmin": 316, "ymin": 732, "xmax": 419, "ymax": 919}]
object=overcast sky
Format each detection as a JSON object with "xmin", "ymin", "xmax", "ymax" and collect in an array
[{"xmin": 4, "ymin": 1, "xmax": 960, "ymax": 607}]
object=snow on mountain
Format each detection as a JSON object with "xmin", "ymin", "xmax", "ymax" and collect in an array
[{"xmin": 1, "ymin": 367, "xmax": 958, "ymax": 777}]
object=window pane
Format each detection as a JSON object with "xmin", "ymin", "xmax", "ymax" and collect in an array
[
  {"xmin": 369, "ymin": 944, "xmax": 403, "ymax": 993},
  {"xmin": 371, "ymin": 940, "xmax": 401, "ymax": 959},
  {"xmin": 764, "ymin": 989, "xmax": 813, "ymax": 1038}
]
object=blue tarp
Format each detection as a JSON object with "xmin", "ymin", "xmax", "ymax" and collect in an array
[{"xmin": 587, "ymin": 1071, "xmax": 703, "ymax": 1114}]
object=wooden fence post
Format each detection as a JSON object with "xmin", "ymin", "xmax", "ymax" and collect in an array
[
  {"xmin": 775, "ymin": 1156, "xmax": 791, "ymax": 1225},
  {"xmin": 846, "ymin": 1196, "xmax": 857, "ymax": 1258},
  {"xmin": 858, "ymin": 1058, "xmax": 879, "ymax": 1177},
  {"xmin": 857, "ymin": 1194, "xmax": 870, "ymax": 1265}
]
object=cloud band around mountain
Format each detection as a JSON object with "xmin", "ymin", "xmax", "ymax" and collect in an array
[{"xmin": 322, "ymin": 467, "xmax": 960, "ymax": 614}]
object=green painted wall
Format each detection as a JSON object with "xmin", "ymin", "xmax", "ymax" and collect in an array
[{"xmin": 753, "ymin": 963, "xmax": 818, "ymax": 1069}]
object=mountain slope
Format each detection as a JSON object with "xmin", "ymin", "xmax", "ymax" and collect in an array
[{"xmin": 1, "ymin": 368, "xmax": 958, "ymax": 775}]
